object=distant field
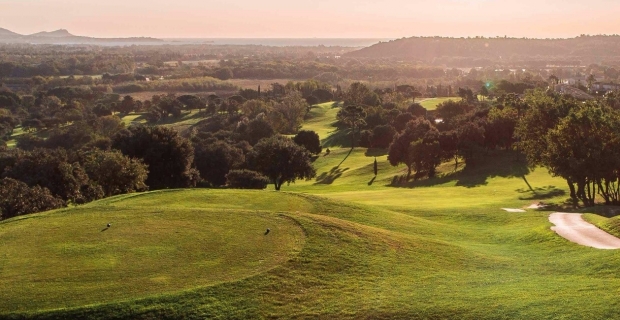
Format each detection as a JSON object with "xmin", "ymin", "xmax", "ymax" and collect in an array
[
  {"xmin": 58, "ymin": 74, "xmax": 103, "ymax": 79},
  {"xmin": 126, "ymin": 90, "xmax": 238, "ymax": 101},
  {"xmin": 228, "ymin": 78, "xmax": 295, "ymax": 89},
  {"xmin": 417, "ymin": 97, "xmax": 461, "ymax": 110}
]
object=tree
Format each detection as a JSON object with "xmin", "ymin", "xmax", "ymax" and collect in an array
[
  {"xmin": 587, "ymin": 74, "xmax": 596, "ymax": 92},
  {"xmin": 370, "ymin": 125, "xmax": 396, "ymax": 149},
  {"xmin": 177, "ymin": 95, "xmax": 204, "ymax": 113},
  {"xmin": 0, "ymin": 178, "xmax": 65, "ymax": 220},
  {"xmin": 543, "ymin": 104, "xmax": 620, "ymax": 206},
  {"xmin": 337, "ymin": 105, "xmax": 366, "ymax": 148},
  {"xmin": 374, "ymin": 157, "xmax": 378, "ymax": 176},
  {"xmin": 311, "ymin": 89, "xmax": 334, "ymax": 103},
  {"xmin": 113, "ymin": 126, "xmax": 198, "ymax": 189},
  {"xmin": 388, "ymin": 118, "xmax": 437, "ymax": 180},
  {"xmin": 79, "ymin": 149, "xmax": 149, "ymax": 197},
  {"xmin": 2, "ymin": 148, "xmax": 91, "ymax": 202},
  {"xmin": 293, "ymin": 130, "xmax": 322, "ymax": 155},
  {"xmin": 393, "ymin": 112, "xmax": 415, "ymax": 132},
  {"xmin": 250, "ymin": 135, "xmax": 316, "ymax": 191},
  {"xmin": 118, "ymin": 95, "xmax": 136, "ymax": 114},
  {"xmin": 409, "ymin": 137, "xmax": 442, "ymax": 178},
  {"xmin": 407, "ymin": 103, "xmax": 427, "ymax": 118},
  {"xmin": 215, "ymin": 67, "xmax": 234, "ymax": 80},
  {"xmin": 239, "ymin": 117, "xmax": 275, "ymax": 145},
  {"xmin": 344, "ymin": 82, "xmax": 372, "ymax": 106},
  {"xmin": 479, "ymin": 85, "xmax": 489, "ymax": 100},
  {"xmin": 93, "ymin": 103, "xmax": 112, "ymax": 117},
  {"xmin": 193, "ymin": 140, "xmax": 245, "ymax": 186},
  {"xmin": 435, "ymin": 100, "xmax": 474, "ymax": 121},
  {"xmin": 456, "ymin": 120, "xmax": 486, "ymax": 166},
  {"xmin": 457, "ymin": 87, "xmax": 477, "ymax": 103},
  {"xmin": 272, "ymin": 92, "xmax": 308, "ymax": 134},
  {"xmin": 548, "ymin": 75, "xmax": 559, "ymax": 85}
]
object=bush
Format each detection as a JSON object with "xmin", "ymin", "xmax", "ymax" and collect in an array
[{"xmin": 226, "ymin": 170, "xmax": 269, "ymax": 189}]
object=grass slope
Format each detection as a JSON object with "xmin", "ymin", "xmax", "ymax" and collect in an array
[
  {"xmin": 3, "ymin": 100, "xmax": 620, "ymax": 319},
  {"xmin": 0, "ymin": 190, "xmax": 304, "ymax": 313}
]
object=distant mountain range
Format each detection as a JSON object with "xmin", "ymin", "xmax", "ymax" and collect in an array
[{"xmin": 0, "ymin": 28, "xmax": 163, "ymax": 45}]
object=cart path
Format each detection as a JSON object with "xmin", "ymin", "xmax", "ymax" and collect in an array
[{"xmin": 549, "ymin": 213, "xmax": 620, "ymax": 249}]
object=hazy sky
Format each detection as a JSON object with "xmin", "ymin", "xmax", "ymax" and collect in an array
[{"xmin": 1, "ymin": 0, "xmax": 619, "ymax": 38}]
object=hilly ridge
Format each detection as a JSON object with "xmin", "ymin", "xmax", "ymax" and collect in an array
[
  {"xmin": 346, "ymin": 35, "xmax": 620, "ymax": 66},
  {"xmin": 0, "ymin": 27, "xmax": 162, "ymax": 45}
]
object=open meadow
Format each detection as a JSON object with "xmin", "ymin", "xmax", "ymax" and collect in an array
[{"xmin": 2, "ymin": 102, "xmax": 620, "ymax": 319}]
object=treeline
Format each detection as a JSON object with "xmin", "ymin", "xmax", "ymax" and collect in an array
[{"xmin": 0, "ymin": 47, "xmax": 135, "ymax": 77}]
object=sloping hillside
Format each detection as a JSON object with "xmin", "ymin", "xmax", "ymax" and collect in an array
[{"xmin": 346, "ymin": 35, "xmax": 620, "ymax": 65}]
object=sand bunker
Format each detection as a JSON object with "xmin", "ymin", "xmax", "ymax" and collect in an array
[{"xmin": 502, "ymin": 208, "xmax": 526, "ymax": 213}]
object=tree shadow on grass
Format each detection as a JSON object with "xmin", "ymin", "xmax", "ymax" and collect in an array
[
  {"xmin": 315, "ymin": 166, "xmax": 350, "ymax": 184},
  {"xmin": 321, "ymin": 125, "xmax": 352, "ymax": 148},
  {"xmin": 516, "ymin": 185, "xmax": 566, "ymax": 200},
  {"xmin": 315, "ymin": 148, "xmax": 354, "ymax": 185},
  {"xmin": 584, "ymin": 206, "xmax": 620, "ymax": 218},
  {"xmin": 389, "ymin": 150, "xmax": 531, "ymax": 189},
  {"xmin": 368, "ymin": 176, "xmax": 376, "ymax": 186}
]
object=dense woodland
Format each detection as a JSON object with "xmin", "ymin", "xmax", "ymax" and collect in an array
[{"xmin": 2, "ymin": 41, "xmax": 620, "ymax": 220}]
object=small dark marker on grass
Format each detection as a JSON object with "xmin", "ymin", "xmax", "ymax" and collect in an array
[{"xmin": 264, "ymin": 228, "xmax": 270, "ymax": 235}]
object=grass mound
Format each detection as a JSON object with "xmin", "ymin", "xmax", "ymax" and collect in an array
[{"xmin": 0, "ymin": 190, "xmax": 305, "ymax": 313}]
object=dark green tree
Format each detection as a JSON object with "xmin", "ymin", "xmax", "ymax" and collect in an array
[
  {"xmin": 250, "ymin": 135, "xmax": 316, "ymax": 191},
  {"xmin": 79, "ymin": 149, "xmax": 149, "ymax": 197},
  {"xmin": 388, "ymin": 118, "xmax": 437, "ymax": 180},
  {"xmin": 193, "ymin": 140, "xmax": 245, "ymax": 186},
  {"xmin": 337, "ymin": 105, "xmax": 366, "ymax": 148},
  {"xmin": 293, "ymin": 130, "xmax": 322, "ymax": 155},
  {"xmin": 113, "ymin": 126, "xmax": 198, "ymax": 189},
  {"xmin": 0, "ymin": 178, "xmax": 65, "ymax": 220}
]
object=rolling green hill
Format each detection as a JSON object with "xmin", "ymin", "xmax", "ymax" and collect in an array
[{"xmin": 2, "ymin": 101, "xmax": 620, "ymax": 319}]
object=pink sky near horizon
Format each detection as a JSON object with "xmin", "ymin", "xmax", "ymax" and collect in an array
[{"xmin": 1, "ymin": 0, "xmax": 619, "ymax": 38}]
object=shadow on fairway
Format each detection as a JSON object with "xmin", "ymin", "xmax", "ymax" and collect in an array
[
  {"xmin": 315, "ymin": 148, "xmax": 354, "ymax": 185},
  {"xmin": 321, "ymin": 125, "xmax": 352, "ymax": 148},
  {"xmin": 389, "ymin": 150, "xmax": 531, "ymax": 189},
  {"xmin": 368, "ymin": 176, "xmax": 376, "ymax": 186},
  {"xmin": 516, "ymin": 185, "xmax": 566, "ymax": 200},
  {"xmin": 315, "ymin": 166, "xmax": 350, "ymax": 184}
]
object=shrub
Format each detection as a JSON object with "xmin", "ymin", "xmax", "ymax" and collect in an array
[{"xmin": 226, "ymin": 170, "xmax": 269, "ymax": 189}]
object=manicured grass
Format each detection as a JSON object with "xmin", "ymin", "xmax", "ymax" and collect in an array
[
  {"xmin": 417, "ymin": 97, "xmax": 461, "ymax": 110},
  {"xmin": 4, "ymin": 97, "xmax": 620, "ymax": 319},
  {"xmin": 0, "ymin": 190, "xmax": 304, "ymax": 313}
]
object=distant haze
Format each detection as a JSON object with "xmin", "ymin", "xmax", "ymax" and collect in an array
[{"xmin": 2, "ymin": 0, "xmax": 619, "ymax": 39}]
